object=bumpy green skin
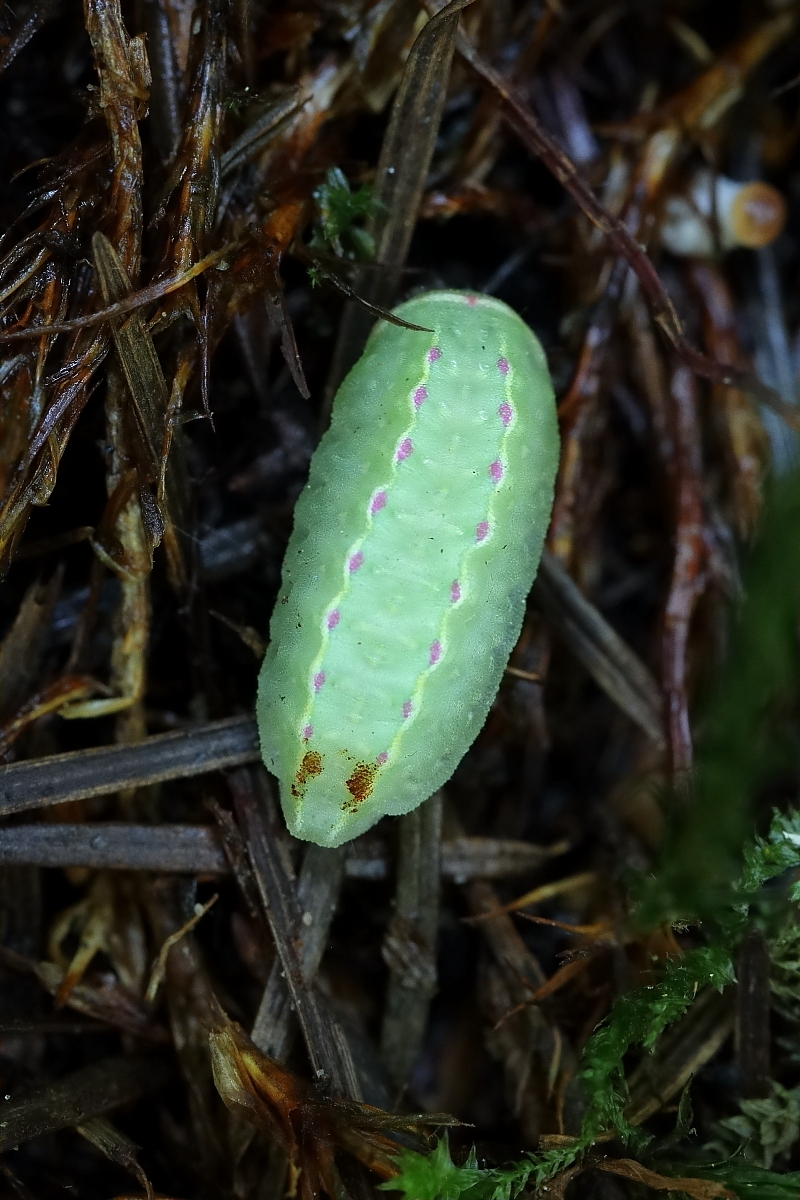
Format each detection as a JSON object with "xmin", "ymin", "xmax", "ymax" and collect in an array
[{"xmin": 257, "ymin": 290, "xmax": 559, "ymax": 847}]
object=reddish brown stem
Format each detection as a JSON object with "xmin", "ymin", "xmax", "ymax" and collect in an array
[{"xmin": 661, "ymin": 363, "xmax": 707, "ymax": 778}]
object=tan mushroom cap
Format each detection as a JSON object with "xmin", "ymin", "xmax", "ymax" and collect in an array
[{"xmin": 728, "ymin": 181, "xmax": 786, "ymax": 248}]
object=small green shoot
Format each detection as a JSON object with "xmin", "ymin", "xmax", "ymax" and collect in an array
[{"xmin": 309, "ymin": 166, "xmax": 380, "ymax": 263}]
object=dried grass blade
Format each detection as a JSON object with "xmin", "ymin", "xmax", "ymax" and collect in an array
[
  {"xmin": 264, "ymin": 278, "xmax": 310, "ymax": 399},
  {"xmin": 76, "ymin": 1116, "xmax": 154, "ymax": 1200},
  {"xmin": 368, "ymin": 0, "xmax": 477, "ymax": 297},
  {"xmin": 380, "ymin": 794, "xmax": 442, "ymax": 1089},
  {"xmin": 140, "ymin": 0, "xmax": 183, "ymax": 162},
  {"xmin": 326, "ymin": 0, "xmax": 476, "ymax": 396},
  {"xmin": 0, "ymin": 824, "xmax": 562, "ymax": 883},
  {"xmin": 220, "ymin": 86, "xmax": 308, "ymax": 177},
  {"xmin": 440, "ymin": 836, "xmax": 567, "ymax": 882},
  {"xmin": 0, "ymin": 244, "xmax": 236, "ymax": 342},
  {"xmin": 251, "ymin": 842, "xmax": 346, "ymax": 1061},
  {"xmin": 466, "ymin": 870, "xmax": 597, "ymax": 920},
  {"xmin": 0, "ymin": 572, "xmax": 62, "ymax": 716},
  {"xmin": 0, "ymin": 1056, "xmax": 172, "ymax": 1151},
  {"xmin": 0, "ymin": 331, "xmax": 108, "ymax": 560},
  {"xmin": 0, "ymin": 715, "xmax": 260, "ymax": 815},
  {"xmin": 92, "ymin": 232, "xmax": 169, "ymax": 481},
  {"xmin": 84, "ymin": 0, "xmax": 147, "ymax": 268},
  {"xmin": 230, "ymin": 766, "xmax": 362, "ymax": 1100},
  {"xmin": 594, "ymin": 1157, "xmax": 734, "ymax": 1199},
  {"xmin": 0, "ymin": 823, "xmax": 230, "ymax": 873},
  {"xmin": 465, "ymin": 871, "xmax": 582, "ymax": 1134},
  {"xmin": 145, "ymin": 893, "xmax": 218, "ymax": 1003},
  {"xmin": 0, "ymin": 0, "xmax": 60, "ymax": 73},
  {"xmin": 534, "ymin": 551, "xmax": 665, "ymax": 747}
]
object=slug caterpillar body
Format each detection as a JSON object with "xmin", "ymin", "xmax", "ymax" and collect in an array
[{"xmin": 257, "ymin": 290, "xmax": 559, "ymax": 847}]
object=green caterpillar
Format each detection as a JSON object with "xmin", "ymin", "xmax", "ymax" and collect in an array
[{"xmin": 257, "ymin": 290, "xmax": 559, "ymax": 847}]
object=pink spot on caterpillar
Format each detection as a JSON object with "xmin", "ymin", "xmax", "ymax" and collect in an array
[
  {"xmin": 489, "ymin": 460, "xmax": 504, "ymax": 484},
  {"xmin": 465, "ymin": 294, "xmax": 477, "ymax": 306},
  {"xmin": 497, "ymin": 357, "xmax": 509, "ymax": 376},
  {"xmin": 313, "ymin": 672, "xmax": 325, "ymax": 692},
  {"xmin": 427, "ymin": 346, "xmax": 441, "ymax": 364},
  {"xmin": 348, "ymin": 551, "xmax": 364, "ymax": 573},
  {"xmin": 302, "ymin": 725, "xmax": 313, "ymax": 741},
  {"xmin": 376, "ymin": 751, "xmax": 388, "ymax": 765},
  {"xmin": 326, "ymin": 609, "xmax": 340, "ymax": 630},
  {"xmin": 498, "ymin": 401, "xmax": 512, "ymax": 427},
  {"xmin": 396, "ymin": 438, "xmax": 413, "ymax": 462},
  {"xmin": 370, "ymin": 490, "xmax": 387, "ymax": 515},
  {"xmin": 450, "ymin": 580, "xmax": 461, "ymax": 603},
  {"xmin": 475, "ymin": 521, "xmax": 489, "ymax": 543},
  {"xmin": 429, "ymin": 640, "xmax": 441, "ymax": 665},
  {"xmin": 402, "ymin": 701, "xmax": 413, "ymax": 720},
  {"xmin": 413, "ymin": 386, "xmax": 427, "ymax": 408}
]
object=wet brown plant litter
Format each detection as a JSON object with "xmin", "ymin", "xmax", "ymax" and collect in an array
[{"xmin": 2, "ymin": 0, "xmax": 800, "ymax": 1197}]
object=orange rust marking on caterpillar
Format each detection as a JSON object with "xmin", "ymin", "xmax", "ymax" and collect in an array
[
  {"xmin": 342, "ymin": 761, "xmax": 378, "ymax": 812},
  {"xmin": 291, "ymin": 749, "xmax": 323, "ymax": 799}
]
